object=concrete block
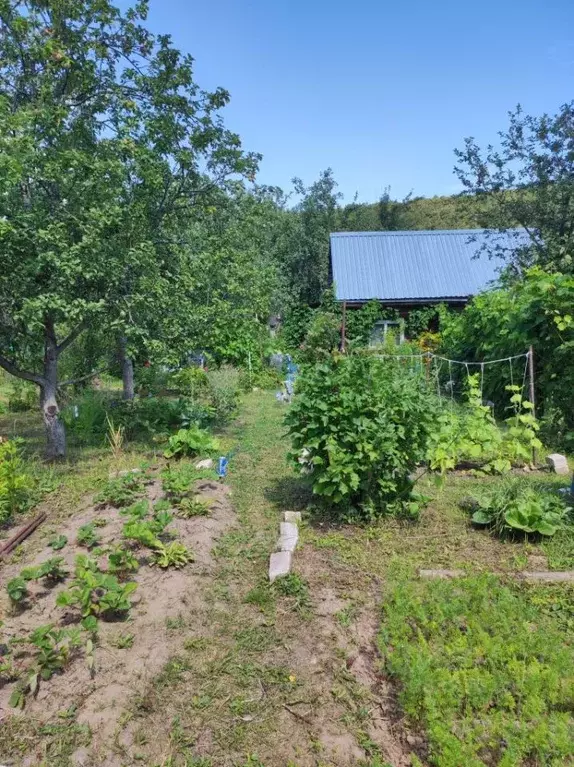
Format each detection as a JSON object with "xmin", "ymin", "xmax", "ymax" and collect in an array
[
  {"xmin": 546, "ymin": 453, "xmax": 570, "ymax": 475},
  {"xmin": 277, "ymin": 521, "xmax": 298, "ymax": 552},
  {"xmin": 283, "ymin": 511, "xmax": 302, "ymax": 524},
  {"xmin": 518, "ymin": 571, "xmax": 574, "ymax": 583},
  {"xmin": 195, "ymin": 458, "xmax": 214, "ymax": 470},
  {"xmin": 419, "ymin": 569, "xmax": 465, "ymax": 580},
  {"xmin": 269, "ymin": 550, "xmax": 292, "ymax": 582}
]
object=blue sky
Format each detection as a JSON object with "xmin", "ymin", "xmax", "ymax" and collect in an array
[{"xmin": 129, "ymin": 0, "xmax": 574, "ymax": 203}]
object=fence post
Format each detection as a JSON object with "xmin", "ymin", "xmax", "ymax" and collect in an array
[
  {"xmin": 341, "ymin": 301, "xmax": 347, "ymax": 353},
  {"xmin": 528, "ymin": 345, "xmax": 537, "ymax": 465}
]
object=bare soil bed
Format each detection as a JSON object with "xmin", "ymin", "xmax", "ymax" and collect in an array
[{"xmin": 0, "ymin": 471, "xmax": 235, "ymax": 765}]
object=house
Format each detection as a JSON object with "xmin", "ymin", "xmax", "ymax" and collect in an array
[{"xmin": 329, "ymin": 228, "xmax": 526, "ymax": 345}]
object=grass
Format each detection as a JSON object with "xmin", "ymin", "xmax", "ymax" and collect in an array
[{"xmin": 378, "ymin": 568, "xmax": 574, "ymax": 767}]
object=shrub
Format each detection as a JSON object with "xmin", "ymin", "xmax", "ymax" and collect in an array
[
  {"xmin": 61, "ymin": 391, "xmax": 109, "ymax": 445},
  {"xmin": 205, "ymin": 366, "xmax": 240, "ymax": 424},
  {"xmin": 163, "ymin": 425, "xmax": 219, "ymax": 459},
  {"xmin": 7, "ymin": 379, "xmax": 36, "ymax": 412},
  {"xmin": 299, "ymin": 312, "xmax": 340, "ymax": 364},
  {"xmin": 285, "ymin": 354, "xmax": 437, "ymax": 521},
  {"xmin": 0, "ymin": 438, "xmax": 33, "ymax": 524},
  {"xmin": 468, "ymin": 479, "xmax": 571, "ymax": 537},
  {"xmin": 379, "ymin": 572, "xmax": 574, "ymax": 766}
]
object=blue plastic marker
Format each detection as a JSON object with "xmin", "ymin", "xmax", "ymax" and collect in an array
[{"xmin": 217, "ymin": 456, "xmax": 229, "ymax": 479}]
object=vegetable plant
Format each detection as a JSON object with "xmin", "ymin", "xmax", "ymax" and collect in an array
[
  {"xmin": 9, "ymin": 624, "xmax": 82, "ymax": 709},
  {"xmin": 48, "ymin": 535, "xmax": 68, "ymax": 551},
  {"xmin": 122, "ymin": 519, "xmax": 161, "ymax": 549},
  {"xmin": 468, "ymin": 479, "xmax": 570, "ymax": 537},
  {"xmin": 119, "ymin": 500, "xmax": 150, "ymax": 520},
  {"xmin": 175, "ymin": 496, "xmax": 212, "ymax": 518},
  {"xmin": 56, "ymin": 555, "xmax": 137, "ymax": 619},
  {"xmin": 108, "ymin": 546, "xmax": 139, "ymax": 577},
  {"xmin": 7, "ymin": 577, "xmax": 28, "ymax": 605},
  {"xmin": 151, "ymin": 541, "xmax": 193, "ymax": 569},
  {"xmin": 163, "ymin": 426, "xmax": 219, "ymax": 459},
  {"xmin": 35, "ymin": 557, "xmax": 68, "ymax": 583},
  {"xmin": 76, "ymin": 523, "xmax": 100, "ymax": 549},
  {"xmin": 95, "ymin": 474, "xmax": 145, "ymax": 508}
]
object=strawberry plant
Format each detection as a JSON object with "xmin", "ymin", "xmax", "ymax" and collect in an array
[
  {"xmin": 56, "ymin": 555, "xmax": 137, "ymax": 619},
  {"xmin": 9, "ymin": 624, "xmax": 82, "ymax": 709},
  {"xmin": 95, "ymin": 473, "xmax": 145, "ymax": 508},
  {"xmin": 122, "ymin": 519, "xmax": 161, "ymax": 549},
  {"xmin": 35, "ymin": 557, "xmax": 68, "ymax": 583},
  {"xmin": 119, "ymin": 500, "xmax": 150, "ymax": 520},
  {"xmin": 151, "ymin": 541, "xmax": 193, "ymax": 569},
  {"xmin": 76, "ymin": 523, "xmax": 100, "ymax": 549},
  {"xmin": 7, "ymin": 576, "xmax": 28, "ymax": 605},
  {"xmin": 48, "ymin": 534, "xmax": 68, "ymax": 551},
  {"xmin": 107, "ymin": 546, "xmax": 139, "ymax": 577}
]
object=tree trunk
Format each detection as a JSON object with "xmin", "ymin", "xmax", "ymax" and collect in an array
[
  {"xmin": 119, "ymin": 335, "xmax": 135, "ymax": 400},
  {"xmin": 42, "ymin": 319, "xmax": 66, "ymax": 460}
]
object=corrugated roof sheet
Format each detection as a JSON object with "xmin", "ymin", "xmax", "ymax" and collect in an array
[{"xmin": 330, "ymin": 229, "xmax": 526, "ymax": 302}]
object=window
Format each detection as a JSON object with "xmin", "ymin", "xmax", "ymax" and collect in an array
[{"xmin": 370, "ymin": 320, "xmax": 405, "ymax": 347}]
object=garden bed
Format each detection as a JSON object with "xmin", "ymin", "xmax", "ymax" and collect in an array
[{"xmin": 0, "ymin": 466, "xmax": 235, "ymax": 761}]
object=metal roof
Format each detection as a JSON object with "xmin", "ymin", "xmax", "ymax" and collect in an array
[{"xmin": 330, "ymin": 229, "xmax": 526, "ymax": 302}]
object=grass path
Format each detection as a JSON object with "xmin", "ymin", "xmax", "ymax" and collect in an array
[{"xmin": 109, "ymin": 391, "xmax": 400, "ymax": 767}]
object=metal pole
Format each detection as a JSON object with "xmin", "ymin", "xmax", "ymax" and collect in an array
[
  {"xmin": 528, "ymin": 345, "xmax": 537, "ymax": 465},
  {"xmin": 341, "ymin": 301, "xmax": 347, "ymax": 353}
]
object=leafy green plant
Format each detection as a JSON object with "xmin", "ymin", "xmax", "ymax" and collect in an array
[
  {"xmin": 468, "ymin": 479, "xmax": 570, "ymax": 537},
  {"xmin": 0, "ymin": 438, "xmax": 33, "ymax": 524},
  {"xmin": 285, "ymin": 354, "xmax": 437, "ymax": 521},
  {"xmin": 56, "ymin": 555, "xmax": 137, "ymax": 619},
  {"xmin": 48, "ymin": 534, "xmax": 68, "ymax": 551},
  {"xmin": 175, "ymin": 496, "xmax": 212, "ymax": 518},
  {"xmin": 502, "ymin": 385, "xmax": 542, "ymax": 465},
  {"xmin": 163, "ymin": 426, "xmax": 220, "ymax": 460},
  {"xmin": 7, "ymin": 576, "xmax": 28, "ymax": 605},
  {"xmin": 107, "ymin": 546, "xmax": 139, "ymax": 577},
  {"xmin": 35, "ymin": 557, "xmax": 68, "ymax": 583},
  {"xmin": 122, "ymin": 519, "xmax": 161, "ymax": 549},
  {"xmin": 76, "ymin": 523, "xmax": 100, "ymax": 549},
  {"xmin": 151, "ymin": 508, "xmax": 173, "ymax": 534},
  {"xmin": 119, "ymin": 499, "xmax": 150, "ymax": 520},
  {"xmin": 110, "ymin": 632, "xmax": 135, "ymax": 649},
  {"xmin": 150, "ymin": 541, "xmax": 193, "ymax": 569},
  {"xmin": 9, "ymin": 624, "xmax": 82, "ymax": 709},
  {"xmin": 161, "ymin": 464, "xmax": 212, "ymax": 504},
  {"xmin": 95, "ymin": 473, "xmax": 145, "ymax": 508}
]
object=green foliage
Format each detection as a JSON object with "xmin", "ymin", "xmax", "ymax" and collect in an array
[
  {"xmin": 271, "ymin": 573, "xmax": 311, "ymax": 613},
  {"xmin": 468, "ymin": 479, "xmax": 570, "ymax": 538},
  {"xmin": 48, "ymin": 535, "xmax": 68, "ymax": 551},
  {"xmin": 503, "ymin": 386, "xmax": 542, "ymax": 465},
  {"xmin": 164, "ymin": 426, "xmax": 219, "ymax": 460},
  {"xmin": 6, "ymin": 380, "xmax": 37, "ymax": 413},
  {"xmin": 56, "ymin": 555, "xmax": 137, "ymax": 619},
  {"xmin": 107, "ymin": 546, "xmax": 139, "ymax": 577},
  {"xmin": 285, "ymin": 354, "xmax": 436, "ymax": 521},
  {"xmin": 7, "ymin": 577, "xmax": 28, "ymax": 605},
  {"xmin": 151, "ymin": 541, "xmax": 193, "ymax": 569},
  {"xmin": 119, "ymin": 500, "xmax": 150, "ymax": 521},
  {"xmin": 175, "ymin": 496, "xmax": 212, "ymax": 518},
  {"xmin": 379, "ymin": 572, "xmax": 574, "ymax": 766},
  {"xmin": 34, "ymin": 558, "xmax": 68, "ymax": 583},
  {"xmin": 95, "ymin": 473, "xmax": 145, "ymax": 508},
  {"xmin": 205, "ymin": 367, "xmax": 240, "ymax": 425},
  {"xmin": 440, "ymin": 268, "xmax": 574, "ymax": 450},
  {"xmin": 161, "ymin": 464, "xmax": 207, "ymax": 503},
  {"xmin": 76, "ymin": 523, "xmax": 100, "ymax": 549},
  {"xmin": 10, "ymin": 625, "xmax": 82, "ymax": 709},
  {"xmin": 122, "ymin": 520, "xmax": 161, "ymax": 550},
  {"xmin": 0, "ymin": 438, "xmax": 33, "ymax": 524},
  {"xmin": 299, "ymin": 312, "xmax": 341, "ymax": 364}
]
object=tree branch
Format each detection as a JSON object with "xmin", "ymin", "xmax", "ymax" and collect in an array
[
  {"xmin": 0, "ymin": 354, "xmax": 44, "ymax": 386},
  {"xmin": 56, "ymin": 320, "xmax": 88, "ymax": 356},
  {"xmin": 59, "ymin": 366, "xmax": 109, "ymax": 389}
]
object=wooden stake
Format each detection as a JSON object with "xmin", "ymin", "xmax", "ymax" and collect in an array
[
  {"xmin": 528, "ymin": 345, "xmax": 537, "ymax": 465},
  {"xmin": 341, "ymin": 301, "xmax": 347, "ymax": 353}
]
